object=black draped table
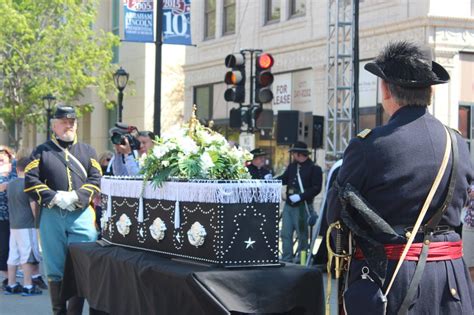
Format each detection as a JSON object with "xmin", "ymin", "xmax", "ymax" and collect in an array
[{"xmin": 62, "ymin": 243, "xmax": 324, "ymax": 315}]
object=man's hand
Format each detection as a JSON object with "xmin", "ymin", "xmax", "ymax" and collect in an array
[
  {"xmin": 114, "ymin": 137, "xmax": 132, "ymax": 155},
  {"xmin": 264, "ymin": 173, "xmax": 273, "ymax": 180},
  {"xmin": 289, "ymin": 194, "xmax": 301, "ymax": 203},
  {"xmin": 0, "ymin": 183, "xmax": 7, "ymax": 192},
  {"xmin": 55, "ymin": 191, "xmax": 79, "ymax": 210}
]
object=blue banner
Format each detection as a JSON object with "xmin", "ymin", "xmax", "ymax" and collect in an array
[
  {"xmin": 162, "ymin": 0, "xmax": 192, "ymax": 45},
  {"xmin": 123, "ymin": 0, "xmax": 154, "ymax": 43}
]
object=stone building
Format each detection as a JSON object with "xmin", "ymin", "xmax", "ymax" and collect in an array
[{"xmin": 184, "ymin": 0, "xmax": 474, "ymax": 174}]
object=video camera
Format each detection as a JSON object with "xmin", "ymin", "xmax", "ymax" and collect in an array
[{"xmin": 109, "ymin": 122, "xmax": 141, "ymax": 151}]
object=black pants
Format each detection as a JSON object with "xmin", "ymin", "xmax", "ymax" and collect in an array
[{"xmin": 0, "ymin": 220, "xmax": 9, "ymax": 272}]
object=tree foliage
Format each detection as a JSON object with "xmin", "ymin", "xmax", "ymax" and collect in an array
[{"xmin": 0, "ymin": 0, "xmax": 119, "ymax": 148}]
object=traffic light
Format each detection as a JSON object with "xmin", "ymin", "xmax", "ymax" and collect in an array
[
  {"xmin": 229, "ymin": 107, "xmax": 250, "ymax": 129},
  {"xmin": 224, "ymin": 53, "xmax": 246, "ymax": 104},
  {"xmin": 255, "ymin": 53, "xmax": 274, "ymax": 104}
]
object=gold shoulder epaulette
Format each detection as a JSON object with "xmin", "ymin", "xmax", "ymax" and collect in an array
[{"xmin": 357, "ymin": 129, "xmax": 372, "ymax": 139}]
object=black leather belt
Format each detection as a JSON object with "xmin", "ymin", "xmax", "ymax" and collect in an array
[{"xmin": 392, "ymin": 224, "xmax": 454, "ymax": 238}]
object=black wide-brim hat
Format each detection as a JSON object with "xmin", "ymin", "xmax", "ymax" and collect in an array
[
  {"xmin": 289, "ymin": 141, "xmax": 310, "ymax": 154},
  {"xmin": 364, "ymin": 41, "xmax": 450, "ymax": 88},
  {"xmin": 250, "ymin": 148, "xmax": 267, "ymax": 157},
  {"xmin": 53, "ymin": 106, "xmax": 77, "ymax": 119}
]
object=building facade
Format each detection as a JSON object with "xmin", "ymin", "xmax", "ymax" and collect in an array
[{"xmin": 184, "ymin": 0, "xmax": 474, "ymax": 175}]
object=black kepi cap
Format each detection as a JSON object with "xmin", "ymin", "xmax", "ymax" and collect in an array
[
  {"xmin": 250, "ymin": 148, "xmax": 267, "ymax": 157},
  {"xmin": 53, "ymin": 106, "xmax": 77, "ymax": 119}
]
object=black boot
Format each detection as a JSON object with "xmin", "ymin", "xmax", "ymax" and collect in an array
[
  {"xmin": 48, "ymin": 281, "xmax": 67, "ymax": 315},
  {"xmin": 67, "ymin": 296, "xmax": 85, "ymax": 315}
]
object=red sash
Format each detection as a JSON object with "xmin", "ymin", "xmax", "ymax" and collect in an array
[{"xmin": 354, "ymin": 240, "xmax": 463, "ymax": 261}]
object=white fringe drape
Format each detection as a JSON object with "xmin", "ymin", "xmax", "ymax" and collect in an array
[{"xmin": 100, "ymin": 177, "xmax": 282, "ymax": 204}]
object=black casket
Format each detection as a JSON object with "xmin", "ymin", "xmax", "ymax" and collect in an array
[{"xmin": 100, "ymin": 177, "xmax": 282, "ymax": 267}]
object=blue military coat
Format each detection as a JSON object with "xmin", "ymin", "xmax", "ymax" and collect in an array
[{"xmin": 327, "ymin": 106, "xmax": 474, "ymax": 314}]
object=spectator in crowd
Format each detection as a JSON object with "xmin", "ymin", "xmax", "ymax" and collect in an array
[
  {"xmin": 108, "ymin": 123, "xmax": 140, "ymax": 176},
  {"xmin": 276, "ymin": 142, "xmax": 323, "ymax": 263},
  {"xmin": 463, "ymin": 185, "xmax": 474, "ymax": 281},
  {"xmin": 138, "ymin": 130, "xmax": 155, "ymax": 156},
  {"xmin": 98, "ymin": 151, "xmax": 113, "ymax": 176},
  {"xmin": 25, "ymin": 106, "xmax": 101, "ymax": 314},
  {"xmin": 4, "ymin": 157, "xmax": 43, "ymax": 296},
  {"xmin": 247, "ymin": 148, "xmax": 272, "ymax": 180},
  {"xmin": 0, "ymin": 146, "xmax": 16, "ymax": 289}
]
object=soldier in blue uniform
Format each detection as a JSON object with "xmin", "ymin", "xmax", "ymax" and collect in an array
[
  {"xmin": 327, "ymin": 42, "xmax": 473, "ymax": 314},
  {"xmin": 247, "ymin": 148, "xmax": 272, "ymax": 180},
  {"xmin": 25, "ymin": 106, "xmax": 101, "ymax": 315},
  {"xmin": 277, "ymin": 141, "xmax": 322, "ymax": 263}
]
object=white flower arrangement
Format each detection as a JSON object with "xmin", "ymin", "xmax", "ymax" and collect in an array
[{"xmin": 139, "ymin": 109, "xmax": 252, "ymax": 186}]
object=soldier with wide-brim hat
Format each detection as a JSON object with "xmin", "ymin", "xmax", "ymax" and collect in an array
[
  {"xmin": 327, "ymin": 41, "xmax": 473, "ymax": 314},
  {"xmin": 288, "ymin": 141, "xmax": 310, "ymax": 155},
  {"xmin": 276, "ymin": 140, "xmax": 322, "ymax": 263}
]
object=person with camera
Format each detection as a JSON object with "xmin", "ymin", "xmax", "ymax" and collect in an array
[
  {"xmin": 108, "ymin": 123, "xmax": 141, "ymax": 176},
  {"xmin": 24, "ymin": 106, "xmax": 101, "ymax": 314},
  {"xmin": 276, "ymin": 141, "xmax": 322, "ymax": 263}
]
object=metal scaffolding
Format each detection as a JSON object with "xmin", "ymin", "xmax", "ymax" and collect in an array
[{"xmin": 326, "ymin": 0, "xmax": 355, "ymax": 160}]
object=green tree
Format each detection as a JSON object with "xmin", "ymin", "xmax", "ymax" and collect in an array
[{"xmin": 0, "ymin": 0, "xmax": 119, "ymax": 149}]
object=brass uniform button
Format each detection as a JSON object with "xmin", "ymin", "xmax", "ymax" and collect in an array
[
  {"xmin": 450, "ymin": 288, "xmax": 457, "ymax": 296},
  {"xmin": 405, "ymin": 231, "xmax": 411, "ymax": 238},
  {"xmin": 424, "ymin": 239, "xmax": 430, "ymax": 245}
]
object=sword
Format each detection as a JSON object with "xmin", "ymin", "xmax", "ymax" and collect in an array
[{"xmin": 326, "ymin": 221, "xmax": 351, "ymax": 315}]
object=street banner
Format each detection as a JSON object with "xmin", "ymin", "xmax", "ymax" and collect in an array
[
  {"xmin": 123, "ymin": 0, "xmax": 154, "ymax": 43},
  {"xmin": 162, "ymin": 0, "xmax": 192, "ymax": 45}
]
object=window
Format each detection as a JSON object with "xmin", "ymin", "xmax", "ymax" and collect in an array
[
  {"xmin": 265, "ymin": 0, "xmax": 281, "ymax": 24},
  {"xmin": 111, "ymin": 0, "xmax": 120, "ymax": 63},
  {"xmin": 459, "ymin": 104, "xmax": 474, "ymax": 159},
  {"xmin": 204, "ymin": 0, "xmax": 216, "ymax": 39},
  {"xmin": 193, "ymin": 85, "xmax": 213, "ymax": 121},
  {"xmin": 223, "ymin": 0, "xmax": 236, "ymax": 35},
  {"xmin": 289, "ymin": 0, "xmax": 305, "ymax": 17}
]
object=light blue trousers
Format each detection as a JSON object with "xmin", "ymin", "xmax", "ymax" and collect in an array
[{"xmin": 39, "ymin": 206, "xmax": 98, "ymax": 281}]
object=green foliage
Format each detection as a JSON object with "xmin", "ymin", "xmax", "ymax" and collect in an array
[
  {"xmin": 0, "ymin": 0, "xmax": 119, "ymax": 148},
  {"xmin": 139, "ymin": 120, "xmax": 253, "ymax": 186}
]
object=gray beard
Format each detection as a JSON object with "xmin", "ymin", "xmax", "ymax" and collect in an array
[{"xmin": 57, "ymin": 133, "xmax": 75, "ymax": 142}]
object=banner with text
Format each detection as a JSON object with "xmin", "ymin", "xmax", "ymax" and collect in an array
[
  {"xmin": 124, "ymin": 0, "xmax": 154, "ymax": 43},
  {"xmin": 163, "ymin": 0, "xmax": 192, "ymax": 45}
]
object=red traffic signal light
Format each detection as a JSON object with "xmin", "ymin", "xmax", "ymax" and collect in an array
[
  {"xmin": 255, "ymin": 53, "xmax": 274, "ymax": 104},
  {"xmin": 224, "ymin": 53, "xmax": 246, "ymax": 103},
  {"xmin": 257, "ymin": 53, "xmax": 274, "ymax": 69}
]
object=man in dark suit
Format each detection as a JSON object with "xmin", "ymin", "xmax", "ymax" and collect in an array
[
  {"xmin": 327, "ymin": 41, "xmax": 473, "ymax": 314},
  {"xmin": 277, "ymin": 142, "xmax": 322, "ymax": 263}
]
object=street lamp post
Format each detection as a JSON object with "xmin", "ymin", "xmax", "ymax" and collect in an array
[
  {"xmin": 42, "ymin": 93, "xmax": 56, "ymax": 140},
  {"xmin": 113, "ymin": 67, "xmax": 129, "ymax": 122}
]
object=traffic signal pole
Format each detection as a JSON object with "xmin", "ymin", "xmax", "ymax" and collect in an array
[{"xmin": 240, "ymin": 49, "xmax": 261, "ymax": 109}]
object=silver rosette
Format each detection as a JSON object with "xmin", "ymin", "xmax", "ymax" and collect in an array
[
  {"xmin": 116, "ymin": 213, "xmax": 132, "ymax": 237},
  {"xmin": 149, "ymin": 217, "xmax": 167, "ymax": 242},
  {"xmin": 187, "ymin": 222, "xmax": 207, "ymax": 247}
]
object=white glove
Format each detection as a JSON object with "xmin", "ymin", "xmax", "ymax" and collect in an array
[
  {"xmin": 289, "ymin": 194, "xmax": 301, "ymax": 203},
  {"xmin": 264, "ymin": 173, "xmax": 273, "ymax": 180},
  {"xmin": 55, "ymin": 191, "xmax": 79, "ymax": 211}
]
